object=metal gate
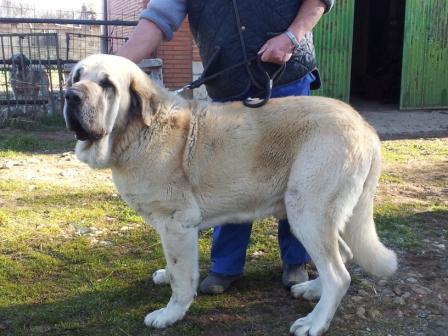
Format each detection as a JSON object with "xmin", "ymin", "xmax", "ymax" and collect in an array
[
  {"xmin": 400, "ymin": 0, "xmax": 448, "ymax": 109},
  {"xmin": 0, "ymin": 33, "xmax": 63, "ymax": 118},
  {"xmin": 313, "ymin": 0, "xmax": 355, "ymax": 102}
]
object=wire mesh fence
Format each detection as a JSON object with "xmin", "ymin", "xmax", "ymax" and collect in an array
[
  {"xmin": 0, "ymin": 32, "xmax": 63, "ymax": 123},
  {"xmin": 0, "ymin": 2, "xmax": 141, "ymax": 125}
]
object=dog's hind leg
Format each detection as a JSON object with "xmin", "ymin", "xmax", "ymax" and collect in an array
[
  {"xmin": 144, "ymin": 223, "xmax": 199, "ymax": 329},
  {"xmin": 291, "ymin": 235, "xmax": 352, "ymax": 301},
  {"xmin": 285, "ymin": 136, "xmax": 367, "ymax": 336},
  {"xmin": 287, "ymin": 206, "xmax": 351, "ymax": 336}
]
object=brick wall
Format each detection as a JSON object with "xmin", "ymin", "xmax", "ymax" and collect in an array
[
  {"xmin": 107, "ymin": 0, "xmax": 194, "ymax": 90},
  {"xmin": 193, "ymin": 41, "xmax": 201, "ymax": 62},
  {"xmin": 107, "ymin": 0, "xmax": 143, "ymax": 52},
  {"xmin": 157, "ymin": 20, "xmax": 192, "ymax": 89}
]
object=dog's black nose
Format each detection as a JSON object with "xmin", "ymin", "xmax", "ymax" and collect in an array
[{"xmin": 65, "ymin": 89, "xmax": 82, "ymax": 105}]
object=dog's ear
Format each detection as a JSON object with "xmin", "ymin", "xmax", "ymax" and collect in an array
[{"xmin": 129, "ymin": 70, "xmax": 163, "ymax": 125}]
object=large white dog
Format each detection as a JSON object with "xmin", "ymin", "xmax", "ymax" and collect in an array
[{"xmin": 64, "ymin": 54, "xmax": 397, "ymax": 336}]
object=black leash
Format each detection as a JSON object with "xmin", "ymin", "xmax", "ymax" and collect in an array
[
  {"xmin": 176, "ymin": 53, "xmax": 258, "ymax": 93},
  {"xmin": 243, "ymin": 57, "xmax": 286, "ymax": 108},
  {"xmin": 176, "ymin": 0, "xmax": 286, "ymax": 108},
  {"xmin": 176, "ymin": 54, "xmax": 286, "ymax": 108}
]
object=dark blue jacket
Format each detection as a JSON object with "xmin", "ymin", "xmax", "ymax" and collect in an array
[{"xmin": 187, "ymin": 0, "xmax": 324, "ymax": 100}]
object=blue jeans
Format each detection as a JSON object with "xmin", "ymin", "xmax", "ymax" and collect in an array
[{"xmin": 211, "ymin": 73, "xmax": 315, "ymax": 276}]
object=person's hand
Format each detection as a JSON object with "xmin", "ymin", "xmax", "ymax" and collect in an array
[{"xmin": 258, "ymin": 33, "xmax": 295, "ymax": 64}]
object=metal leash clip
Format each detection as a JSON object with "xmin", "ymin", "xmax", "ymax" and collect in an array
[{"xmin": 175, "ymin": 84, "xmax": 192, "ymax": 95}]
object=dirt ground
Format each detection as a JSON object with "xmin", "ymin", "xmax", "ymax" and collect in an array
[{"xmin": 1, "ymin": 130, "xmax": 447, "ymax": 336}]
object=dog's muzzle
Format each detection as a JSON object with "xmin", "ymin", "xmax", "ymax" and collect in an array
[
  {"xmin": 65, "ymin": 89, "xmax": 82, "ymax": 107},
  {"xmin": 64, "ymin": 89, "xmax": 94, "ymax": 141}
]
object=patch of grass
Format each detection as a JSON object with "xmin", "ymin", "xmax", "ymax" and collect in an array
[
  {"xmin": 382, "ymin": 138, "xmax": 448, "ymax": 163},
  {"xmin": 0, "ymin": 179, "xmax": 167, "ymax": 335},
  {"xmin": 1, "ymin": 113, "xmax": 66, "ymax": 131},
  {"xmin": 0, "ymin": 113, "xmax": 73, "ymax": 157},
  {"xmin": 374, "ymin": 201, "xmax": 422, "ymax": 248},
  {"xmin": 0, "ymin": 134, "xmax": 45, "ymax": 152},
  {"xmin": 374, "ymin": 198, "xmax": 448, "ymax": 249},
  {"xmin": 380, "ymin": 172, "xmax": 404, "ymax": 184},
  {"xmin": 31, "ymin": 113, "xmax": 67, "ymax": 131},
  {"xmin": 0, "ymin": 138, "xmax": 447, "ymax": 335},
  {"xmin": 0, "ymin": 131, "xmax": 74, "ymax": 156},
  {"xmin": 430, "ymin": 173, "xmax": 448, "ymax": 188}
]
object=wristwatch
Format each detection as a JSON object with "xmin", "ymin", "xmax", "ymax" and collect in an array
[{"xmin": 284, "ymin": 30, "xmax": 301, "ymax": 50}]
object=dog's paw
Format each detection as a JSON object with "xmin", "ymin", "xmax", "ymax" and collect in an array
[
  {"xmin": 144, "ymin": 306, "xmax": 185, "ymax": 329},
  {"xmin": 291, "ymin": 278, "xmax": 321, "ymax": 301},
  {"xmin": 152, "ymin": 269, "xmax": 170, "ymax": 285},
  {"xmin": 289, "ymin": 314, "xmax": 327, "ymax": 336}
]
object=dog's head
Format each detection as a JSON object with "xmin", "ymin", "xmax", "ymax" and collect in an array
[
  {"xmin": 11, "ymin": 53, "xmax": 31, "ymax": 71},
  {"xmin": 64, "ymin": 54, "xmax": 163, "ymax": 168}
]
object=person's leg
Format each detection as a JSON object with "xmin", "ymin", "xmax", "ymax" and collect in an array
[
  {"xmin": 199, "ymin": 223, "xmax": 252, "ymax": 294},
  {"xmin": 278, "ymin": 219, "xmax": 311, "ymax": 288},
  {"xmin": 278, "ymin": 219, "xmax": 311, "ymax": 265},
  {"xmin": 201, "ymin": 73, "xmax": 316, "ymax": 294},
  {"xmin": 210, "ymin": 223, "xmax": 252, "ymax": 275},
  {"xmin": 271, "ymin": 73, "xmax": 316, "ymax": 288}
]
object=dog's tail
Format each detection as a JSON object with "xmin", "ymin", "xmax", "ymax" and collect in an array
[{"xmin": 343, "ymin": 142, "xmax": 397, "ymax": 278}]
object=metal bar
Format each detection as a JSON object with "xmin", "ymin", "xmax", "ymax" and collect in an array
[
  {"xmin": 0, "ymin": 35, "xmax": 11, "ymax": 111},
  {"xmin": 26, "ymin": 34, "xmax": 38, "ymax": 108},
  {"xmin": 44, "ymin": 33, "xmax": 54, "ymax": 114},
  {"xmin": 0, "ymin": 33, "xmax": 63, "ymax": 37},
  {"xmin": 102, "ymin": 0, "xmax": 109, "ymax": 53},
  {"xmin": 0, "ymin": 99, "xmax": 49, "ymax": 105},
  {"xmin": 65, "ymin": 33, "xmax": 70, "ymax": 61},
  {"xmin": 8, "ymin": 34, "xmax": 14, "ymax": 111},
  {"xmin": 0, "ymin": 18, "xmax": 138, "ymax": 26},
  {"xmin": 55, "ymin": 35, "xmax": 64, "ymax": 114},
  {"xmin": 0, "ymin": 60, "xmax": 78, "ymax": 65},
  {"xmin": 65, "ymin": 32, "xmax": 128, "ymax": 40}
]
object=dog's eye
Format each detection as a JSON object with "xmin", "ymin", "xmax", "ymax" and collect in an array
[{"xmin": 99, "ymin": 78, "xmax": 114, "ymax": 90}]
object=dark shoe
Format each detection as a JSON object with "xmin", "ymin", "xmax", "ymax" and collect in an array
[
  {"xmin": 199, "ymin": 272, "xmax": 240, "ymax": 294},
  {"xmin": 282, "ymin": 263, "xmax": 309, "ymax": 289}
]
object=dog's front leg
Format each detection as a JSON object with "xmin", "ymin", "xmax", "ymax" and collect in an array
[{"xmin": 144, "ymin": 221, "xmax": 199, "ymax": 329}]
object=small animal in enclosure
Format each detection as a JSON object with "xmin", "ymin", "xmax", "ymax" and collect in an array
[{"xmin": 9, "ymin": 53, "xmax": 50, "ymax": 114}]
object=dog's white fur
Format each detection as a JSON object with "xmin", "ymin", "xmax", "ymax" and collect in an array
[{"xmin": 64, "ymin": 54, "xmax": 397, "ymax": 336}]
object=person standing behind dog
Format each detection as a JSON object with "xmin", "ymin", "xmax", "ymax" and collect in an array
[{"xmin": 117, "ymin": 0, "xmax": 334, "ymax": 294}]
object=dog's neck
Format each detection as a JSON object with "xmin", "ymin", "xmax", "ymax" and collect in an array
[
  {"xmin": 111, "ymin": 100, "xmax": 193, "ymax": 170},
  {"xmin": 11, "ymin": 64, "xmax": 30, "ymax": 76}
]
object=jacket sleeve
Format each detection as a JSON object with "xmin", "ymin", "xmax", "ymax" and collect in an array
[
  {"xmin": 139, "ymin": 0, "xmax": 187, "ymax": 41},
  {"xmin": 321, "ymin": 0, "xmax": 334, "ymax": 13}
]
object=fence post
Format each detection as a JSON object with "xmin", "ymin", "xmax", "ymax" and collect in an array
[{"xmin": 137, "ymin": 58, "xmax": 164, "ymax": 87}]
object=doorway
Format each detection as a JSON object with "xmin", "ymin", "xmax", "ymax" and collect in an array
[{"xmin": 350, "ymin": 0, "xmax": 406, "ymax": 108}]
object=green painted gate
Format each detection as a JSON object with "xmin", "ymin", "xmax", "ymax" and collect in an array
[
  {"xmin": 313, "ymin": 0, "xmax": 355, "ymax": 102},
  {"xmin": 400, "ymin": 0, "xmax": 448, "ymax": 109}
]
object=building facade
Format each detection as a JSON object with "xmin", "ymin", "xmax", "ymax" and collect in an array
[{"xmin": 107, "ymin": 0, "xmax": 448, "ymax": 110}]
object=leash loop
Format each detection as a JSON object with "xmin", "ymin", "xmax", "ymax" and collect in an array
[{"xmin": 243, "ymin": 56, "xmax": 286, "ymax": 108}]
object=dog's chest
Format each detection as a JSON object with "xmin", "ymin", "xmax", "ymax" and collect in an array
[{"xmin": 111, "ymin": 168, "xmax": 179, "ymax": 221}]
